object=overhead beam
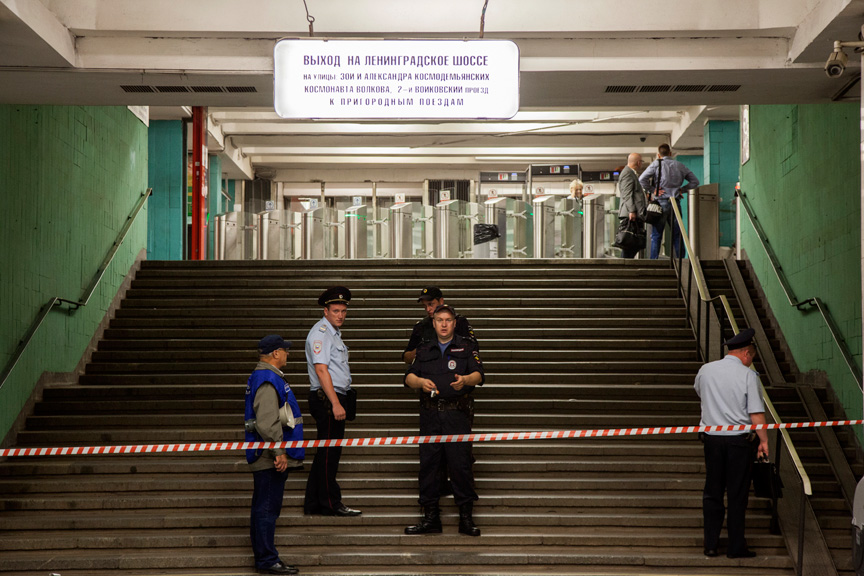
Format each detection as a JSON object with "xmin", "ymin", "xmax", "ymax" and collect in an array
[{"xmin": 0, "ymin": 0, "xmax": 76, "ymax": 67}]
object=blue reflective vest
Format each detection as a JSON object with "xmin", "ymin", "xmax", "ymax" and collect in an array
[{"xmin": 244, "ymin": 369, "xmax": 305, "ymax": 464}]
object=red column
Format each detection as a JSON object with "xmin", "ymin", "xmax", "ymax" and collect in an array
[{"xmin": 191, "ymin": 106, "xmax": 208, "ymax": 260}]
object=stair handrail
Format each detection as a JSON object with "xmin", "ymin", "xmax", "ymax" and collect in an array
[
  {"xmin": 737, "ymin": 189, "xmax": 863, "ymax": 392},
  {"xmin": 669, "ymin": 199, "xmax": 811, "ymax": 494},
  {"xmin": 670, "ymin": 199, "xmax": 819, "ymax": 576},
  {"xmin": 0, "ymin": 188, "xmax": 152, "ymax": 393}
]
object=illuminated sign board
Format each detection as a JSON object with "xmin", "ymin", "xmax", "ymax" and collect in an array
[{"xmin": 274, "ymin": 39, "xmax": 520, "ymax": 119}]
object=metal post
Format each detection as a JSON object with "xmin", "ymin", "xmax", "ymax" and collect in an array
[{"xmin": 191, "ymin": 106, "xmax": 208, "ymax": 260}]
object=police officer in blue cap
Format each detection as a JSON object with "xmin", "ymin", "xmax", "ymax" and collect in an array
[
  {"xmin": 245, "ymin": 335, "xmax": 304, "ymax": 575},
  {"xmin": 694, "ymin": 327, "xmax": 769, "ymax": 559},
  {"xmin": 303, "ymin": 287, "xmax": 361, "ymax": 517}
]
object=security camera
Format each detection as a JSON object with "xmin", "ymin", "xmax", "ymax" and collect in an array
[
  {"xmin": 825, "ymin": 48, "xmax": 848, "ymax": 78},
  {"xmin": 639, "ymin": 137, "xmax": 646, "ymax": 142}
]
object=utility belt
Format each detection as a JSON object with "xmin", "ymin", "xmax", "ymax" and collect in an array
[
  {"xmin": 316, "ymin": 388, "xmax": 358, "ymax": 421},
  {"xmin": 421, "ymin": 393, "xmax": 474, "ymax": 415},
  {"xmin": 698, "ymin": 431, "xmax": 756, "ymax": 442}
]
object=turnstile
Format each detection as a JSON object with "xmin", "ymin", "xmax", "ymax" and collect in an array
[
  {"xmin": 477, "ymin": 197, "xmax": 508, "ymax": 258},
  {"xmin": 558, "ymin": 197, "xmax": 583, "ymax": 258},
  {"xmin": 582, "ymin": 196, "xmax": 606, "ymax": 258},
  {"xmin": 389, "ymin": 202, "xmax": 413, "ymax": 258},
  {"xmin": 532, "ymin": 195, "xmax": 556, "ymax": 258},
  {"xmin": 434, "ymin": 199, "xmax": 462, "ymax": 258},
  {"xmin": 257, "ymin": 211, "xmax": 284, "ymax": 260},
  {"xmin": 345, "ymin": 205, "xmax": 368, "ymax": 259},
  {"xmin": 302, "ymin": 208, "xmax": 325, "ymax": 260},
  {"xmin": 509, "ymin": 200, "xmax": 533, "ymax": 258}
]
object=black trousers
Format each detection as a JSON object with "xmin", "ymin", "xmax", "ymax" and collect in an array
[
  {"xmin": 418, "ymin": 407, "xmax": 477, "ymax": 507},
  {"xmin": 702, "ymin": 433, "xmax": 757, "ymax": 554},
  {"xmin": 304, "ymin": 390, "xmax": 347, "ymax": 513}
]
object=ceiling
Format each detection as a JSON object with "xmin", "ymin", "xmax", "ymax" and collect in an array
[{"xmin": 2, "ymin": 0, "xmax": 862, "ymax": 182}]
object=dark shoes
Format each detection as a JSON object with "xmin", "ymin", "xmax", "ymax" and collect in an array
[
  {"xmin": 330, "ymin": 504, "xmax": 362, "ymax": 517},
  {"xmin": 703, "ymin": 549, "xmax": 719, "ymax": 557},
  {"xmin": 305, "ymin": 504, "xmax": 362, "ymax": 517},
  {"xmin": 257, "ymin": 560, "xmax": 299, "ymax": 575},
  {"xmin": 458, "ymin": 502, "xmax": 481, "ymax": 537},
  {"xmin": 405, "ymin": 504, "xmax": 442, "ymax": 535},
  {"xmin": 727, "ymin": 549, "xmax": 757, "ymax": 559}
]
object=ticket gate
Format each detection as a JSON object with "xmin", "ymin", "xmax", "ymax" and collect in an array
[
  {"xmin": 582, "ymin": 196, "xmax": 606, "ymax": 258},
  {"xmin": 476, "ymin": 197, "xmax": 508, "ymax": 258},
  {"xmin": 257, "ymin": 210, "xmax": 288, "ymax": 260},
  {"xmin": 345, "ymin": 205, "xmax": 368, "ymax": 259},
  {"xmin": 434, "ymin": 199, "xmax": 462, "ymax": 258},
  {"xmin": 302, "ymin": 208, "xmax": 325, "ymax": 260},
  {"xmin": 558, "ymin": 197, "xmax": 583, "ymax": 258},
  {"xmin": 509, "ymin": 200, "xmax": 533, "ymax": 258},
  {"xmin": 532, "ymin": 195, "xmax": 556, "ymax": 259},
  {"xmin": 389, "ymin": 202, "xmax": 414, "ymax": 258},
  {"xmin": 214, "ymin": 213, "xmax": 237, "ymax": 260}
]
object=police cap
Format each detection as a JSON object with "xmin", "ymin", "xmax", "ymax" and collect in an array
[
  {"xmin": 724, "ymin": 328, "xmax": 755, "ymax": 350},
  {"xmin": 417, "ymin": 286, "xmax": 443, "ymax": 302},
  {"xmin": 258, "ymin": 334, "xmax": 292, "ymax": 355},
  {"xmin": 432, "ymin": 304, "xmax": 456, "ymax": 317},
  {"xmin": 318, "ymin": 286, "xmax": 352, "ymax": 307}
]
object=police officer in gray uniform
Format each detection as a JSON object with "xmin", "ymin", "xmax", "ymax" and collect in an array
[
  {"xmin": 303, "ymin": 286, "xmax": 361, "ymax": 517},
  {"xmin": 694, "ymin": 328, "xmax": 769, "ymax": 559}
]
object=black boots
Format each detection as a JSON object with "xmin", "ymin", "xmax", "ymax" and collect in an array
[
  {"xmin": 404, "ymin": 504, "xmax": 442, "ymax": 535},
  {"xmin": 458, "ymin": 502, "xmax": 481, "ymax": 537}
]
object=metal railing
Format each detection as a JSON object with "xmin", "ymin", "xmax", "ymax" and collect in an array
[
  {"xmin": 737, "ymin": 190, "xmax": 863, "ymax": 392},
  {"xmin": 669, "ymin": 200, "xmax": 813, "ymax": 576},
  {"xmin": 0, "ymin": 188, "xmax": 152, "ymax": 392}
]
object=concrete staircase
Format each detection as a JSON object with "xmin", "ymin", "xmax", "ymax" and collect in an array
[
  {"xmin": 0, "ymin": 259, "xmax": 795, "ymax": 575},
  {"xmin": 702, "ymin": 259, "xmax": 862, "ymax": 575}
]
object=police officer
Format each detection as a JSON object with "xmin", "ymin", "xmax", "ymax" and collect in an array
[
  {"xmin": 303, "ymin": 287, "xmax": 361, "ymax": 517},
  {"xmin": 404, "ymin": 304, "xmax": 484, "ymax": 536},
  {"xmin": 245, "ymin": 335, "xmax": 304, "ymax": 575},
  {"xmin": 694, "ymin": 328, "xmax": 769, "ymax": 559},
  {"xmin": 402, "ymin": 286, "xmax": 477, "ymax": 364}
]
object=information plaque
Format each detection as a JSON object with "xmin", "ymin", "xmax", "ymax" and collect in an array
[{"xmin": 274, "ymin": 39, "xmax": 520, "ymax": 119}]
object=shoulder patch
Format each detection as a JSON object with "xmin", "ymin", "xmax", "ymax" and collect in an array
[
  {"xmin": 319, "ymin": 325, "xmax": 327, "ymax": 332},
  {"xmin": 313, "ymin": 340, "xmax": 323, "ymax": 354},
  {"xmin": 473, "ymin": 351, "xmax": 482, "ymax": 365}
]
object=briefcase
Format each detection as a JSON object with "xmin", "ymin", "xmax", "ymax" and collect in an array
[{"xmin": 752, "ymin": 459, "xmax": 783, "ymax": 499}]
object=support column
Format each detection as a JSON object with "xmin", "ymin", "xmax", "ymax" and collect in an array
[
  {"xmin": 703, "ymin": 120, "xmax": 740, "ymax": 247},
  {"xmin": 147, "ymin": 120, "xmax": 184, "ymax": 260},
  {"xmin": 191, "ymin": 106, "xmax": 208, "ymax": 260}
]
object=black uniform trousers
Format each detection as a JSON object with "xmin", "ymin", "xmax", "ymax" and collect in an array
[
  {"xmin": 418, "ymin": 404, "xmax": 477, "ymax": 507},
  {"xmin": 702, "ymin": 433, "xmax": 757, "ymax": 555},
  {"xmin": 304, "ymin": 390, "xmax": 347, "ymax": 514}
]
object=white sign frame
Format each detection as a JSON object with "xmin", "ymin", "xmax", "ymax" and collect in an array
[{"xmin": 274, "ymin": 39, "xmax": 520, "ymax": 120}]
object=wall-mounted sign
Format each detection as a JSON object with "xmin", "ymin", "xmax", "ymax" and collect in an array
[
  {"xmin": 352, "ymin": 196, "xmax": 363, "ymax": 206},
  {"xmin": 488, "ymin": 189, "xmax": 498, "ymax": 198},
  {"xmin": 274, "ymin": 39, "xmax": 520, "ymax": 119},
  {"xmin": 480, "ymin": 171, "xmax": 526, "ymax": 182},
  {"xmin": 265, "ymin": 200, "xmax": 275, "ymax": 211},
  {"xmin": 395, "ymin": 193, "xmax": 406, "ymax": 203},
  {"xmin": 439, "ymin": 189, "xmax": 452, "ymax": 201}
]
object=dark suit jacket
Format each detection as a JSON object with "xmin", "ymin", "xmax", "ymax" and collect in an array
[{"xmin": 618, "ymin": 165, "xmax": 647, "ymax": 220}]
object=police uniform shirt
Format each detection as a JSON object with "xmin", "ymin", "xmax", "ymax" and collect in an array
[
  {"xmin": 403, "ymin": 314, "xmax": 477, "ymax": 355},
  {"xmin": 306, "ymin": 316, "xmax": 352, "ymax": 394},
  {"xmin": 405, "ymin": 335, "xmax": 484, "ymax": 399},
  {"xmin": 694, "ymin": 355, "xmax": 764, "ymax": 436}
]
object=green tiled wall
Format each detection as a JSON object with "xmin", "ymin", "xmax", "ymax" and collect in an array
[
  {"xmin": 740, "ymin": 103, "xmax": 862, "ymax": 420},
  {"xmin": 704, "ymin": 120, "xmax": 741, "ymax": 247},
  {"xmin": 0, "ymin": 105, "xmax": 148, "ymax": 440},
  {"xmin": 676, "ymin": 154, "xmax": 704, "ymax": 234},
  {"xmin": 147, "ymin": 120, "xmax": 184, "ymax": 260}
]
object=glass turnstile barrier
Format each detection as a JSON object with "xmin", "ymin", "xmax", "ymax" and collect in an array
[
  {"xmin": 557, "ymin": 197, "xmax": 583, "ymax": 258},
  {"xmin": 532, "ymin": 195, "xmax": 556, "ymax": 259}
]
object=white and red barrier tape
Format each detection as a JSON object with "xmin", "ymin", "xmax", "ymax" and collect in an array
[{"xmin": 1, "ymin": 420, "xmax": 861, "ymax": 458}]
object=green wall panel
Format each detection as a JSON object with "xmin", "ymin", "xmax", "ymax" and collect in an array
[
  {"xmin": 704, "ymin": 120, "xmax": 741, "ymax": 247},
  {"xmin": 740, "ymin": 103, "xmax": 862, "ymax": 420},
  {"xmin": 147, "ymin": 120, "xmax": 184, "ymax": 260},
  {"xmin": 676, "ymin": 155, "xmax": 704, "ymax": 236},
  {"xmin": 0, "ymin": 105, "xmax": 148, "ymax": 440}
]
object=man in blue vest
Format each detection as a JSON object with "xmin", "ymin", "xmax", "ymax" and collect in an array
[{"xmin": 245, "ymin": 335, "xmax": 305, "ymax": 575}]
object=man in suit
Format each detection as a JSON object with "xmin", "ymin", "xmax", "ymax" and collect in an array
[{"xmin": 617, "ymin": 153, "xmax": 647, "ymax": 258}]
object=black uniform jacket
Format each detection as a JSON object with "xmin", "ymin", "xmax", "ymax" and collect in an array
[
  {"xmin": 404, "ymin": 335, "xmax": 484, "ymax": 399},
  {"xmin": 403, "ymin": 314, "xmax": 477, "ymax": 358}
]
